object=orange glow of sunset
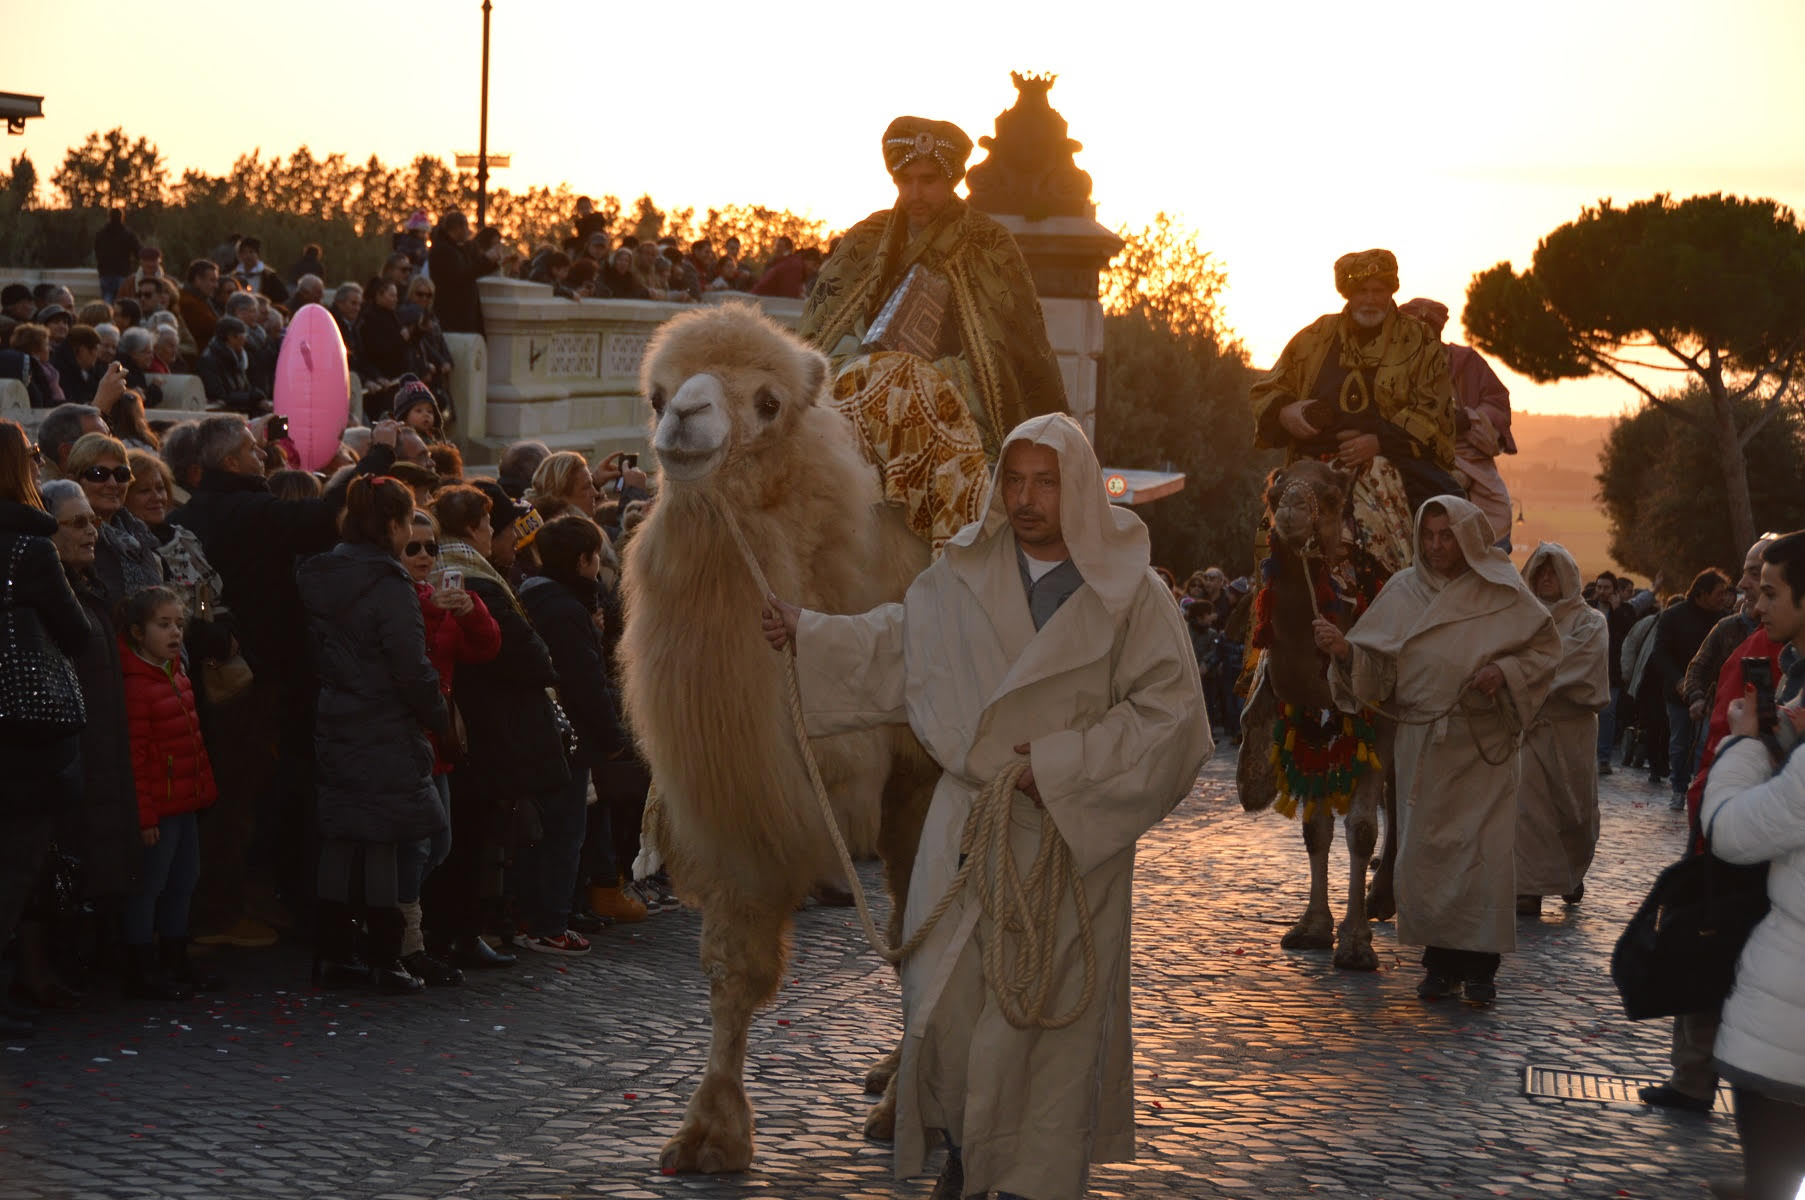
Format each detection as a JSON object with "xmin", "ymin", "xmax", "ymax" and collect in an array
[{"xmin": 8, "ymin": 0, "xmax": 1805, "ymax": 417}]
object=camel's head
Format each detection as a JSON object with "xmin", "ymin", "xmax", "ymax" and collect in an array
[
  {"xmin": 1264, "ymin": 460, "xmax": 1351, "ymax": 556},
  {"xmin": 640, "ymin": 304, "xmax": 829, "ymax": 485}
]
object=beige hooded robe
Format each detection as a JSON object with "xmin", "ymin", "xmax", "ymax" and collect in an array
[
  {"xmin": 1330, "ymin": 495, "xmax": 1560, "ymax": 954},
  {"xmin": 1513, "ymin": 543, "xmax": 1611, "ymax": 896},
  {"xmin": 794, "ymin": 413, "xmax": 1211, "ymax": 1200}
]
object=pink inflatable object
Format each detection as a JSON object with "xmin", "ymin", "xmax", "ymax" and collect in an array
[{"xmin": 273, "ymin": 303, "xmax": 351, "ymax": 471}]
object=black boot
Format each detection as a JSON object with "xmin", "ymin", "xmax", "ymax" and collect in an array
[
  {"xmin": 310, "ymin": 899, "xmax": 372, "ymax": 988},
  {"xmin": 160, "ymin": 938, "xmax": 225, "ymax": 993},
  {"xmin": 122, "ymin": 943, "xmax": 193, "ymax": 1002},
  {"xmin": 367, "ymin": 908, "xmax": 423, "ymax": 994},
  {"xmin": 401, "ymin": 950, "xmax": 464, "ymax": 987}
]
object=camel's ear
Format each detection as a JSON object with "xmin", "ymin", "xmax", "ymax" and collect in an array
[
  {"xmin": 798, "ymin": 347, "xmax": 828, "ymax": 407},
  {"xmin": 1263, "ymin": 468, "xmax": 1286, "ymax": 510}
]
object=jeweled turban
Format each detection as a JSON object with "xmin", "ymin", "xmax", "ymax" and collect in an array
[
  {"xmin": 882, "ymin": 117, "xmax": 974, "ymax": 183},
  {"xmin": 1397, "ymin": 297, "xmax": 1449, "ymax": 332},
  {"xmin": 1334, "ymin": 249, "xmax": 1400, "ymax": 298}
]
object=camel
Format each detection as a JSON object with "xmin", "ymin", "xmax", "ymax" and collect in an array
[
  {"xmin": 1235, "ymin": 459, "xmax": 1398, "ymax": 971},
  {"xmin": 616, "ymin": 304, "xmax": 937, "ymax": 1174}
]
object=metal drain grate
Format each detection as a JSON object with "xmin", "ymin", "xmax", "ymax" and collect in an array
[{"xmin": 1523, "ymin": 1064, "xmax": 1734, "ymax": 1114}]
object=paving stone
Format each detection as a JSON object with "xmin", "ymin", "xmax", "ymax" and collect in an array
[{"xmin": 0, "ymin": 754, "xmax": 1739, "ymax": 1196}]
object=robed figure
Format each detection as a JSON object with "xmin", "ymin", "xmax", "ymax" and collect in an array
[{"xmin": 800, "ymin": 117, "xmax": 1067, "ymax": 551}]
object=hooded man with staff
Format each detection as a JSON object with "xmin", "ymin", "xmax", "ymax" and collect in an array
[
  {"xmin": 1314, "ymin": 496, "xmax": 1559, "ymax": 1004},
  {"xmin": 763, "ymin": 414, "xmax": 1211, "ymax": 1200}
]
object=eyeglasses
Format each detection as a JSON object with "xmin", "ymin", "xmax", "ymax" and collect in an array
[
  {"xmin": 58, "ymin": 515, "xmax": 98, "ymax": 531},
  {"xmin": 78, "ymin": 465, "xmax": 133, "ymax": 485},
  {"xmin": 405, "ymin": 540, "xmax": 439, "ymax": 557}
]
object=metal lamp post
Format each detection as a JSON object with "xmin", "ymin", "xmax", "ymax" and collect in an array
[{"xmin": 477, "ymin": 0, "xmax": 491, "ymax": 229}]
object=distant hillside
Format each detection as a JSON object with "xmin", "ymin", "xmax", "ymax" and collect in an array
[{"xmin": 1497, "ymin": 412, "xmax": 1625, "ymax": 579}]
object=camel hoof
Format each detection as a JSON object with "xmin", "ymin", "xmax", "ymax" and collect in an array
[
  {"xmin": 1281, "ymin": 921, "xmax": 1334, "ymax": 951},
  {"xmin": 1365, "ymin": 890, "xmax": 1396, "ymax": 923},
  {"xmin": 863, "ymin": 1094, "xmax": 896, "ymax": 1142},
  {"xmin": 864, "ymin": 1046, "xmax": 901, "ymax": 1094},
  {"xmin": 1333, "ymin": 938, "xmax": 1379, "ymax": 972},
  {"xmin": 659, "ymin": 1122, "xmax": 753, "ymax": 1175}
]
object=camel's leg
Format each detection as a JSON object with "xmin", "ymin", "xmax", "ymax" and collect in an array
[
  {"xmin": 1334, "ymin": 781, "xmax": 1381, "ymax": 971},
  {"xmin": 1365, "ymin": 730, "xmax": 1400, "ymax": 922},
  {"xmin": 659, "ymin": 900, "xmax": 788, "ymax": 1174},
  {"xmin": 1236, "ymin": 664, "xmax": 1279, "ymax": 813},
  {"xmin": 863, "ymin": 738, "xmax": 933, "ymax": 1111},
  {"xmin": 1280, "ymin": 804, "xmax": 1335, "ymax": 950}
]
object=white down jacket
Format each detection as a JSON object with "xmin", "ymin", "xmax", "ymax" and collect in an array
[{"xmin": 1702, "ymin": 737, "xmax": 1805, "ymax": 1094}]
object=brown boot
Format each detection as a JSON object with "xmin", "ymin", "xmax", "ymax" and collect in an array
[{"xmin": 588, "ymin": 883, "xmax": 647, "ymax": 924}]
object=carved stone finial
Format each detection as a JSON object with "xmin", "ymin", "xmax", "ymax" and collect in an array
[{"xmin": 967, "ymin": 72, "xmax": 1094, "ymax": 221}]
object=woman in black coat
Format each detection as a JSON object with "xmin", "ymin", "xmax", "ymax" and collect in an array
[
  {"xmin": 0, "ymin": 436, "xmax": 91, "ymax": 1032},
  {"xmin": 297, "ymin": 476, "xmax": 448, "ymax": 994},
  {"xmin": 32, "ymin": 480, "xmax": 138, "ymax": 1006},
  {"xmin": 421, "ymin": 485, "xmax": 569, "ymax": 967}
]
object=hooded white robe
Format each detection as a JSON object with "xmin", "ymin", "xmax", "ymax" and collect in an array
[
  {"xmin": 793, "ymin": 413, "xmax": 1211, "ymax": 1200},
  {"xmin": 1514, "ymin": 543, "xmax": 1612, "ymax": 897},
  {"xmin": 1330, "ymin": 495, "xmax": 1560, "ymax": 954}
]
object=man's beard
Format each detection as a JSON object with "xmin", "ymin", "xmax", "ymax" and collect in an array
[{"xmin": 1350, "ymin": 304, "xmax": 1388, "ymax": 329}]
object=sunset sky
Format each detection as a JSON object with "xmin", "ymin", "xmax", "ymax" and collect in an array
[{"xmin": 9, "ymin": 0, "xmax": 1805, "ymax": 417}]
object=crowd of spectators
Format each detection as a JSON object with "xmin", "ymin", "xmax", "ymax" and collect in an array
[
  {"xmin": 2, "ymin": 202, "xmax": 822, "ymax": 433},
  {"xmin": 0, "ymin": 392, "xmax": 671, "ymax": 1031}
]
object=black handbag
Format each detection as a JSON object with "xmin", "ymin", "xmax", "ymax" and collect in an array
[
  {"xmin": 1611, "ymin": 803, "xmax": 1771, "ymax": 1021},
  {"xmin": 0, "ymin": 538, "xmax": 87, "ymax": 739}
]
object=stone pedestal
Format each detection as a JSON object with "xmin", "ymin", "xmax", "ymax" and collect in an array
[{"xmin": 988, "ymin": 214, "xmax": 1122, "ymax": 439}]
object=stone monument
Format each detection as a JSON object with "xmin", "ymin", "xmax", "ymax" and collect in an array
[{"xmin": 967, "ymin": 72, "xmax": 1123, "ymax": 439}]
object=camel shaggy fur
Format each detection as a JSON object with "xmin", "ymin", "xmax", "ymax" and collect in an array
[
  {"xmin": 1236, "ymin": 459, "xmax": 1398, "ymax": 971},
  {"xmin": 617, "ymin": 304, "xmax": 935, "ymax": 1174}
]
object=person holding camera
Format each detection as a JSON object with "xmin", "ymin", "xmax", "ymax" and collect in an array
[{"xmin": 1699, "ymin": 530, "xmax": 1805, "ymax": 1200}]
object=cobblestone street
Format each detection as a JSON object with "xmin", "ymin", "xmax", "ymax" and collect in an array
[{"xmin": 1, "ymin": 754, "xmax": 1740, "ymax": 1199}]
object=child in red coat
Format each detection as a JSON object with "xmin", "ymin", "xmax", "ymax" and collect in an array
[{"xmin": 120, "ymin": 585, "xmax": 222, "ymax": 1000}]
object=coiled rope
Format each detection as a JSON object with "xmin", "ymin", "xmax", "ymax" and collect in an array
[{"xmin": 669, "ymin": 492, "xmax": 1096, "ymax": 1030}]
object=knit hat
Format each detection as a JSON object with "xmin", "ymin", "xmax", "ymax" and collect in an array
[
  {"xmin": 392, "ymin": 376, "xmax": 438, "ymax": 424},
  {"xmin": 405, "ymin": 209, "xmax": 431, "ymax": 232},
  {"xmin": 470, "ymin": 478, "xmax": 529, "ymax": 536}
]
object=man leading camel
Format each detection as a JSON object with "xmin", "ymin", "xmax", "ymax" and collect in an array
[
  {"xmin": 762, "ymin": 414, "xmax": 1211, "ymax": 1200},
  {"xmin": 1315, "ymin": 496, "xmax": 1559, "ymax": 1004}
]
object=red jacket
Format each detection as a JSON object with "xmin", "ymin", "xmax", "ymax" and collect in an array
[
  {"xmin": 120, "ymin": 639, "xmax": 218, "ymax": 828},
  {"xmin": 415, "ymin": 581, "xmax": 502, "ymax": 773},
  {"xmin": 1687, "ymin": 626, "xmax": 1784, "ymax": 845}
]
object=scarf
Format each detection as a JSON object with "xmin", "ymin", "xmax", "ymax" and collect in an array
[{"xmin": 438, "ymin": 538, "xmax": 522, "ymax": 616}]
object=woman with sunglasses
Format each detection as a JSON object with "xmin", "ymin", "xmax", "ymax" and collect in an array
[
  {"xmin": 0, "ymin": 426, "xmax": 90, "ymax": 1035},
  {"xmin": 398, "ymin": 508, "xmax": 499, "ymax": 986},
  {"xmin": 66, "ymin": 432, "xmax": 164, "ymax": 610},
  {"xmin": 33, "ymin": 480, "xmax": 140, "ymax": 1008}
]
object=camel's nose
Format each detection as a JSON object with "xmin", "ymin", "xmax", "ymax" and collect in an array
[{"xmin": 671, "ymin": 395, "xmax": 711, "ymax": 422}]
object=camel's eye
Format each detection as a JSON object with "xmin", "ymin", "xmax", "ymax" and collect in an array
[
  {"xmin": 755, "ymin": 388, "xmax": 781, "ymax": 420},
  {"xmin": 650, "ymin": 386, "xmax": 667, "ymax": 415}
]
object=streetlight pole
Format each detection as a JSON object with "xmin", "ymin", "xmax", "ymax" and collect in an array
[{"xmin": 477, "ymin": 0, "xmax": 491, "ymax": 229}]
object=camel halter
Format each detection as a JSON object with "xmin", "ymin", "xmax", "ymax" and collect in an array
[
  {"xmin": 1278, "ymin": 480, "xmax": 1522, "ymax": 767},
  {"xmin": 644, "ymin": 491, "xmax": 1098, "ymax": 1031}
]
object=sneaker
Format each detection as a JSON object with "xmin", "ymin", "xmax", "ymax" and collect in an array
[
  {"xmin": 588, "ymin": 884, "xmax": 648, "ymax": 924},
  {"xmin": 630, "ymin": 881, "xmax": 665, "ymax": 915},
  {"xmin": 521, "ymin": 930, "xmax": 591, "ymax": 955},
  {"xmin": 567, "ymin": 906, "xmax": 612, "ymax": 935},
  {"xmin": 1669, "ymin": 794, "xmax": 1687, "ymax": 812},
  {"xmin": 194, "ymin": 916, "xmax": 279, "ymax": 949},
  {"xmin": 1416, "ymin": 972, "xmax": 1459, "ymax": 1000}
]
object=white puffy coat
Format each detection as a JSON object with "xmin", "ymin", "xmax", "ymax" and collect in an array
[{"xmin": 1702, "ymin": 737, "xmax": 1805, "ymax": 1092}]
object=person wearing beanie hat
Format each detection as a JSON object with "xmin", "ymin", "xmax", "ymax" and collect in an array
[
  {"xmin": 1249, "ymin": 250, "xmax": 1459, "ymax": 577},
  {"xmin": 392, "ymin": 376, "xmax": 443, "ymax": 441},
  {"xmin": 1, "ymin": 283, "xmax": 33, "ymax": 322},
  {"xmin": 798, "ymin": 114, "xmax": 1067, "ymax": 552}
]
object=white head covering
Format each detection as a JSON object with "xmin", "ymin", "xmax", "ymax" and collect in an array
[
  {"xmin": 1413, "ymin": 493, "xmax": 1521, "ymax": 593},
  {"xmin": 944, "ymin": 413, "xmax": 1151, "ymax": 616},
  {"xmin": 1520, "ymin": 542, "xmax": 1585, "ymax": 619}
]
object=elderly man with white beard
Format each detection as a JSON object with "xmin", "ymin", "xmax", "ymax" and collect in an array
[{"xmin": 1251, "ymin": 249, "xmax": 1458, "ymax": 575}]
